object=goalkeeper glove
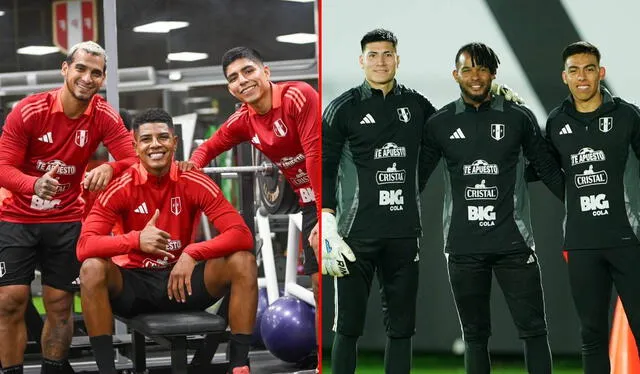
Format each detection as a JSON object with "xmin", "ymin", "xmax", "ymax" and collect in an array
[
  {"xmin": 321, "ymin": 211, "xmax": 356, "ymax": 277},
  {"xmin": 491, "ymin": 82, "xmax": 525, "ymax": 104}
]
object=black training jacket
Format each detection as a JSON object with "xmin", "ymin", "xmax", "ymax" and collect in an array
[
  {"xmin": 421, "ymin": 95, "xmax": 564, "ymax": 254},
  {"xmin": 323, "ymin": 80, "xmax": 436, "ymax": 239},
  {"xmin": 546, "ymin": 89, "xmax": 640, "ymax": 250}
]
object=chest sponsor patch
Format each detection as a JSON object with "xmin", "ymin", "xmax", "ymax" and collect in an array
[
  {"xmin": 463, "ymin": 160, "xmax": 499, "ymax": 176},
  {"xmin": 574, "ymin": 165, "xmax": 608, "ymax": 188},
  {"xmin": 374, "ymin": 142, "xmax": 407, "ymax": 159},
  {"xmin": 465, "ymin": 180, "xmax": 498, "ymax": 200},
  {"xmin": 376, "ymin": 163, "xmax": 406, "ymax": 185},
  {"xmin": 570, "ymin": 147, "xmax": 606, "ymax": 166}
]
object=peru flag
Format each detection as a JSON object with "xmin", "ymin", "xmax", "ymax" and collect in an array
[{"xmin": 52, "ymin": 0, "xmax": 98, "ymax": 53}]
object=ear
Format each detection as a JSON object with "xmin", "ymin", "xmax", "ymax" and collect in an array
[
  {"xmin": 263, "ymin": 64, "xmax": 271, "ymax": 80},
  {"xmin": 599, "ymin": 66, "xmax": 606, "ymax": 80},
  {"xmin": 561, "ymin": 70, "xmax": 568, "ymax": 85},
  {"xmin": 452, "ymin": 69, "xmax": 459, "ymax": 83},
  {"xmin": 396, "ymin": 54, "xmax": 400, "ymax": 68},
  {"xmin": 61, "ymin": 61, "xmax": 68, "ymax": 77},
  {"xmin": 359, "ymin": 54, "xmax": 364, "ymax": 69}
]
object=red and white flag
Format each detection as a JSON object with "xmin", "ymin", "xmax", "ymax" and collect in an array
[{"xmin": 52, "ymin": 0, "xmax": 98, "ymax": 53}]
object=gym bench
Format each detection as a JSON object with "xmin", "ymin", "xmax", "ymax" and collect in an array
[{"xmin": 115, "ymin": 311, "xmax": 229, "ymax": 374}]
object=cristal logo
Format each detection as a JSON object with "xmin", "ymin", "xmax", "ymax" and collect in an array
[
  {"xmin": 574, "ymin": 165, "xmax": 608, "ymax": 188},
  {"xmin": 376, "ymin": 163, "xmax": 406, "ymax": 185},
  {"xmin": 465, "ymin": 180, "xmax": 498, "ymax": 201}
]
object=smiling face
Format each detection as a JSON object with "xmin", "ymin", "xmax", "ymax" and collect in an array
[
  {"xmin": 61, "ymin": 49, "xmax": 105, "ymax": 102},
  {"xmin": 562, "ymin": 52, "xmax": 605, "ymax": 105},
  {"xmin": 359, "ymin": 41, "xmax": 399, "ymax": 89},
  {"xmin": 225, "ymin": 57, "xmax": 271, "ymax": 106},
  {"xmin": 453, "ymin": 52, "xmax": 495, "ymax": 104},
  {"xmin": 134, "ymin": 122, "xmax": 177, "ymax": 176}
]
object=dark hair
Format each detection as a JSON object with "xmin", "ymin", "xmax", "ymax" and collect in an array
[
  {"xmin": 360, "ymin": 29, "xmax": 397, "ymax": 52},
  {"xmin": 132, "ymin": 108, "xmax": 174, "ymax": 133},
  {"xmin": 455, "ymin": 42, "xmax": 500, "ymax": 75},
  {"xmin": 562, "ymin": 41, "xmax": 601, "ymax": 65},
  {"xmin": 222, "ymin": 47, "xmax": 264, "ymax": 77}
]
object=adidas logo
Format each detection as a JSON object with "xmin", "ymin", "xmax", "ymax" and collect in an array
[
  {"xmin": 559, "ymin": 124, "xmax": 573, "ymax": 135},
  {"xmin": 526, "ymin": 254, "xmax": 535, "ymax": 264},
  {"xmin": 414, "ymin": 253, "xmax": 420, "ymax": 262},
  {"xmin": 71, "ymin": 277, "xmax": 81, "ymax": 285},
  {"xmin": 449, "ymin": 128, "xmax": 465, "ymax": 139},
  {"xmin": 360, "ymin": 113, "xmax": 375, "ymax": 125},
  {"xmin": 251, "ymin": 134, "xmax": 260, "ymax": 144},
  {"xmin": 134, "ymin": 202, "xmax": 149, "ymax": 214},
  {"xmin": 37, "ymin": 132, "xmax": 53, "ymax": 143}
]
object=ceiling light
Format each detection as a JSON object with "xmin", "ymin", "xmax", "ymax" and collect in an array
[
  {"xmin": 276, "ymin": 33, "xmax": 317, "ymax": 44},
  {"xmin": 17, "ymin": 46, "xmax": 61, "ymax": 56},
  {"xmin": 168, "ymin": 71, "xmax": 182, "ymax": 81},
  {"xmin": 167, "ymin": 52, "xmax": 208, "ymax": 62},
  {"xmin": 0, "ymin": 11, "xmax": 6, "ymax": 16},
  {"xmin": 183, "ymin": 96, "xmax": 212, "ymax": 104},
  {"xmin": 133, "ymin": 21, "xmax": 189, "ymax": 33},
  {"xmin": 281, "ymin": 0, "xmax": 314, "ymax": 2}
]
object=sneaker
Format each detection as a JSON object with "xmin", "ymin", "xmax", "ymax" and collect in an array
[{"xmin": 232, "ymin": 366, "xmax": 250, "ymax": 374}]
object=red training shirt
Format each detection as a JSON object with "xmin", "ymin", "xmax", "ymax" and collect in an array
[
  {"xmin": 76, "ymin": 162, "xmax": 253, "ymax": 268},
  {"xmin": 0, "ymin": 89, "xmax": 136, "ymax": 223},
  {"xmin": 190, "ymin": 81, "xmax": 321, "ymax": 212}
]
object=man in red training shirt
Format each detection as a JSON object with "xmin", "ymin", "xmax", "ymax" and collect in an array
[
  {"xmin": 0, "ymin": 41, "xmax": 136, "ymax": 374},
  {"xmin": 77, "ymin": 108, "xmax": 257, "ymax": 374}
]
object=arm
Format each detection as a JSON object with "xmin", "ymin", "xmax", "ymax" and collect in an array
[
  {"xmin": 418, "ymin": 101, "xmax": 442, "ymax": 192},
  {"xmin": 182, "ymin": 173, "xmax": 253, "ymax": 260},
  {"xmin": 289, "ymin": 84, "xmax": 321, "ymax": 212},
  {"xmin": 76, "ymin": 196, "xmax": 140, "ymax": 262},
  {"xmin": 520, "ymin": 107, "xmax": 565, "ymax": 200},
  {"xmin": 322, "ymin": 98, "xmax": 348, "ymax": 211},
  {"xmin": 0, "ymin": 108, "xmax": 39, "ymax": 194},
  {"xmin": 189, "ymin": 113, "xmax": 250, "ymax": 168},
  {"xmin": 626, "ymin": 103, "xmax": 640, "ymax": 164},
  {"xmin": 101, "ymin": 114, "xmax": 137, "ymax": 176}
]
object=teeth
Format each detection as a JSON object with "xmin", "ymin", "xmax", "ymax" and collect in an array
[{"xmin": 149, "ymin": 153, "xmax": 164, "ymax": 160}]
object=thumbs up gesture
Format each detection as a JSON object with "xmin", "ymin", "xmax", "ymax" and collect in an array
[
  {"xmin": 34, "ymin": 163, "xmax": 61, "ymax": 200},
  {"xmin": 139, "ymin": 209, "xmax": 175, "ymax": 260}
]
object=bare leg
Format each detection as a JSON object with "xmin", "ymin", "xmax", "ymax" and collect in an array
[
  {"xmin": 41, "ymin": 286, "xmax": 74, "ymax": 360},
  {"xmin": 0, "ymin": 285, "xmax": 30, "ymax": 366}
]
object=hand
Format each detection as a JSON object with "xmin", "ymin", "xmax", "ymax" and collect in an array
[
  {"xmin": 308, "ymin": 222, "xmax": 319, "ymax": 260},
  {"xmin": 491, "ymin": 82, "xmax": 525, "ymax": 104},
  {"xmin": 83, "ymin": 163, "xmax": 114, "ymax": 192},
  {"xmin": 139, "ymin": 210, "xmax": 175, "ymax": 260},
  {"xmin": 168, "ymin": 252, "xmax": 197, "ymax": 303},
  {"xmin": 34, "ymin": 164, "xmax": 60, "ymax": 200},
  {"xmin": 321, "ymin": 211, "xmax": 355, "ymax": 277},
  {"xmin": 177, "ymin": 161, "xmax": 197, "ymax": 172}
]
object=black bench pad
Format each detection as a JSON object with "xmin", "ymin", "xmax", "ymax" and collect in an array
[{"xmin": 118, "ymin": 312, "xmax": 226, "ymax": 336}]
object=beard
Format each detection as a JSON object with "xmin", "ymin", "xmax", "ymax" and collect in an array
[
  {"xmin": 459, "ymin": 82, "xmax": 490, "ymax": 104},
  {"xmin": 66, "ymin": 79, "xmax": 96, "ymax": 102}
]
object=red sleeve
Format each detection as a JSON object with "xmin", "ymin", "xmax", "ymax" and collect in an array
[
  {"xmin": 189, "ymin": 111, "xmax": 251, "ymax": 168},
  {"xmin": 0, "ymin": 107, "xmax": 39, "ymax": 194},
  {"xmin": 76, "ymin": 183, "xmax": 140, "ymax": 261},
  {"xmin": 287, "ymin": 83, "xmax": 321, "ymax": 212},
  {"xmin": 97, "ymin": 102, "xmax": 137, "ymax": 176},
  {"xmin": 181, "ymin": 172, "xmax": 253, "ymax": 260}
]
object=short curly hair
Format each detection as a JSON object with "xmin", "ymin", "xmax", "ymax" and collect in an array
[{"xmin": 132, "ymin": 108, "xmax": 174, "ymax": 133}]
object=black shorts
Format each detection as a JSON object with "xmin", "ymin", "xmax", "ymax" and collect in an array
[
  {"xmin": 447, "ymin": 250, "xmax": 548, "ymax": 341},
  {"xmin": 0, "ymin": 221, "xmax": 81, "ymax": 291},
  {"xmin": 301, "ymin": 205, "xmax": 318, "ymax": 275},
  {"xmin": 110, "ymin": 262, "xmax": 219, "ymax": 318}
]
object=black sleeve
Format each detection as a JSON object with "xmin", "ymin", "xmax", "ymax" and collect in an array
[
  {"xmin": 322, "ymin": 97, "xmax": 349, "ymax": 211},
  {"xmin": 626, "ymin": 103, "xmax": 640, "ymax": 165},
  {"xmin": 418, "ymin": 107, "xmax": 442, "ymax": 193},
  {"xmin": 519, "ymin": 107, "xmax": 565, "ymax": 200}
]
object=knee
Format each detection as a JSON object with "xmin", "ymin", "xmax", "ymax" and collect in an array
[
  {"xmin": 79, "ymin": 257, "xmax": 109, "ymax": 289},
  {"xmin": 0, "ymin": 286, "xmax": 29, "ymax": 317},
  {"xmin": 228, "ymin": 251, "xmax": 257, "ymax": 282}
]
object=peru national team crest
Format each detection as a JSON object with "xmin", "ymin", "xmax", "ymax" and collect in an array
[
  {"xmin": 75, "ymin": 130, "xmax": 88, "ymax": 147},
  {"xmin": 170, "ymin": 197, "xmax": 182, "ymax": 216},
  {"xmin": 0, "ymin": 262, "xmax": 5, "ymax": 278},
  {"xmin": 491, "ymin": 124, "xmax": 505, "ymax": 141},
  {"xmin": 397, "ymin": 107, "xmax": 411, "ymax": 123},
  {"xmin": 273, "ymin": 119, "xmax": 288, "ymax": 137},
  {"xmin": 599, "ymin": 117, "xmax": 613, "ymax": 133}
]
